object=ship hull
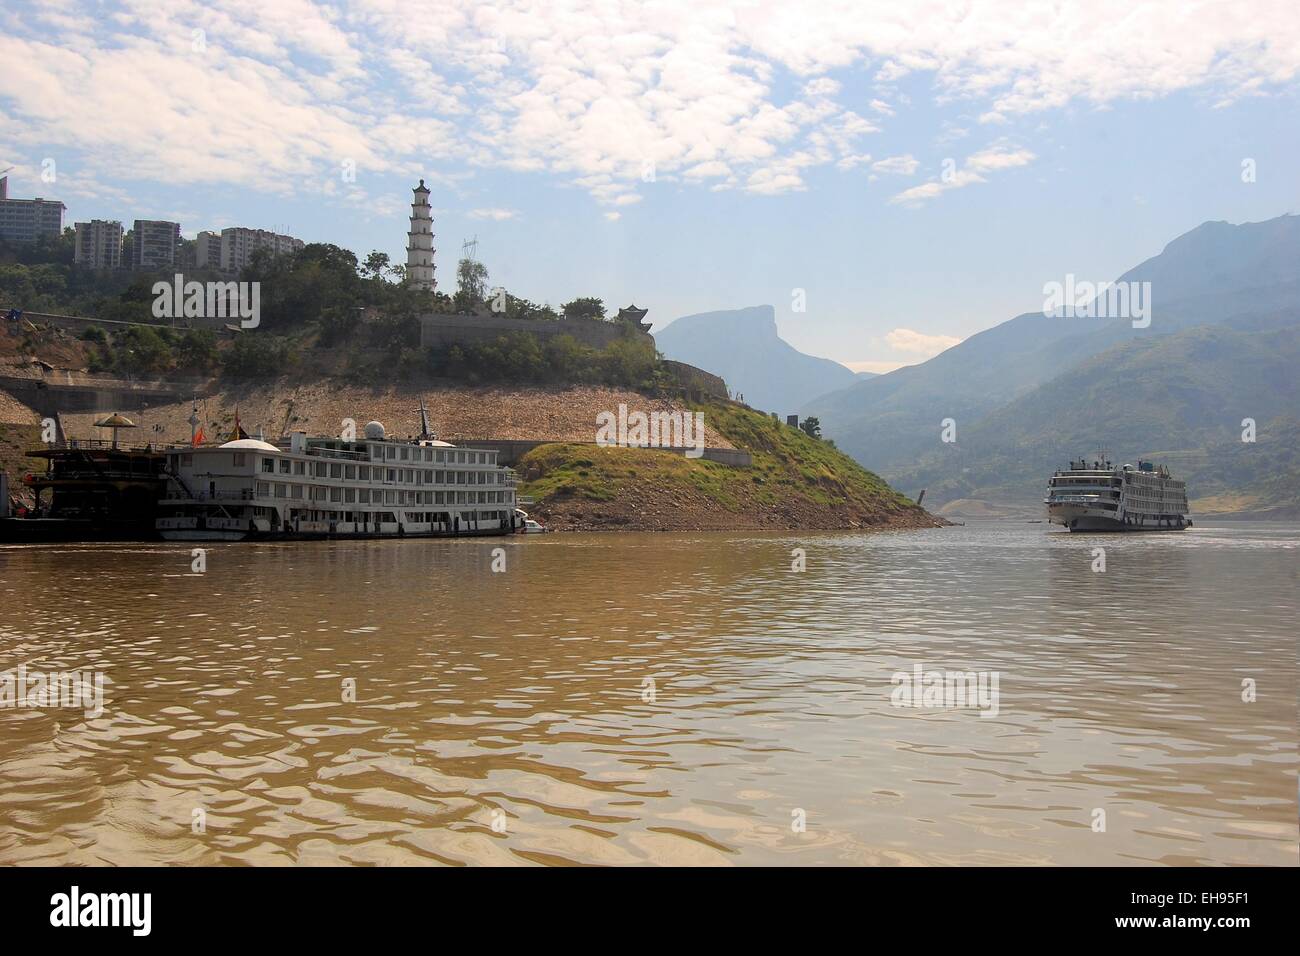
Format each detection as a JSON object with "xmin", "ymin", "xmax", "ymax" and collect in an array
[{"xmin": 1047, "ymin": 505, "xmax": 1190, "ymax": 531}]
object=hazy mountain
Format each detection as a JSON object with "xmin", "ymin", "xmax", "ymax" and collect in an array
[
  {"xmin": 889, "ymin": 309, "xmax": 1300, "ymax": 515},
  {"xmin": 805, "ymin": 214, "xmax": 1300, "ymax": 482},
  {"xmin": 655, "ymin": 305, "xmax": 858, "ymax": 413}
]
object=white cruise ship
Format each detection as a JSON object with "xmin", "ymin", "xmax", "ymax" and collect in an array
[
  {"xmin": 156, "ymin": 420, "xmax": 518, "ymax": 541},
  {"xmin": 1045, "ymin": 457, "xmax": 1191, "ymax": 532}
]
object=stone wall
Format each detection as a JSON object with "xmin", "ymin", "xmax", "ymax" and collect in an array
[
  {"xmin": 419, "ymin": 313, "xmax": 651, "ymax": 350},
  {"xmin": 456, "ymin": 437, "xmax": 751, "ymax": 468},
  {"xmin": 660, "ymin": 360, "xmax": 728, "ymax": 400}
]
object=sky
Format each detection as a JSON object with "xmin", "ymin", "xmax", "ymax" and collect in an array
[{"xmin": 2, "ymin": 0, "xmax": 1298, "ymax": 372}]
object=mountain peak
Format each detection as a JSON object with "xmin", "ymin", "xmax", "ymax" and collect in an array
[{"xmin": 655, "ymin": 305, "xmax": 856, "ymax": 412}]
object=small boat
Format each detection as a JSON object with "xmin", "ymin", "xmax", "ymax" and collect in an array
[{"xmin": 514, "ymin": 508, "xmax": 548, "ymax": 533}]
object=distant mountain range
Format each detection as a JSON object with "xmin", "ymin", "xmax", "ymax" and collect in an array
[
  {"xmin": 803, "ymin": 214, "xmax": 1300, "ymax": 517},
  {"xmin": 655, "ymin": 305, "xmax": 859, "ymax": 413}
]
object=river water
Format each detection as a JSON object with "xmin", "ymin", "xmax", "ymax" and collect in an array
[{"xmin": 1, "ymin": 521, "xmax": 1295, "ymax": 866}]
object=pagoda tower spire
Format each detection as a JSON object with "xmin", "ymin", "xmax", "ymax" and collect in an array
[{"xmin": 406, "ymin": 179, "xmax": 436, "ymax": 292}]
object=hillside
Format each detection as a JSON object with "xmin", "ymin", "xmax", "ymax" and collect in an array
[
  {"xmin": 805, "ymin": 214, "xmax": 1300, "ymax": 480},
  {"xmin": 52, "ymin": 382, "xmax": 736, "ymax": 450},
  {"xmin": 889, "ymin": 311, "xmax": 1300, "ymax": 516},
  {"xmin": 519, "ymin": 400, "xmax": 941, "ymax": 531},
  {"xmin": 655, "ymin": 305, "xmax": 858, "ymax": 414},
  {"xmin": 1, "ymin": 368, "xmax": 939, "ymax": 531}
]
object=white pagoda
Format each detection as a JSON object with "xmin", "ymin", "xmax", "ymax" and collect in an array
[{"xmin": 406, "ymin": 179, "xmax": 436, "ymax": 292}]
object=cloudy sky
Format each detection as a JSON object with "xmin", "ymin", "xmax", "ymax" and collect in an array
[{"xmin": 2, "ymin": 0, "xmax": 1298, "ymax": 371}]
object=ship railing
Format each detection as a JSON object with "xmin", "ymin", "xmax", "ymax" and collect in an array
[
  {"xmin": 34, "ymin": 439, "xmax": 183, "ymax": 453},
  {"xmin": 305, "ymin": 446, "xmax": 371, "ymax": 462},
  {"xmin": 167, "ymin": 489, "xmax": 256, "ymax": 502}
]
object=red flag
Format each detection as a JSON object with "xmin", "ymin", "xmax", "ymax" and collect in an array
[{"xmin": 193, "ymin": 427, "xmax": 205, "ymax": 447}]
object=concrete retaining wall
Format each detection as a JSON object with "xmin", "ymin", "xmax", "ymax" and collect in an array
[{"xmin": 0, "ymin": 373, "xmax": 193, "ymax": 417}]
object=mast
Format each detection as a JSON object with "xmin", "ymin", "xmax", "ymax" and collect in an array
[{"xmin": 417, "ymin": 397, "xmax": 435, "ymax": 441}]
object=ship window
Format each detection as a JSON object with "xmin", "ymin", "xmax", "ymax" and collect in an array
[
  {"xmin": 330, "ymin": 463, "xmax": 341, "ymax": 478},
  {"xmin": 233, "ymin": 452, "xmax": 246, "ymax": 466},
  {"xmin": 435, "ymin": 451, "xmax": 445, "ymax": 463},
  {"xmin": 345, "ymin": 465, "xmax": 355, "ymax": 480},
  {"xmin": 387, "ymin": 468, "xmax": 396, "ymax": 482},
  {"xmin": 275, "ymin": 484, "xmax": 286, "ymax": 498},
  {"xmin": 358, "ymin": 489, "xmax": 370, "ymax": 503},
  {"xmin": 344, "ymin": 488, "xmax": 355, "ymax": 503},
  {"xmin": 294, "ymin": 461, "xmax": 304, "ymax": 475},
  {"xmin": 291, "ymin": 485, "xmax": 302, "ymax": 499},
  {"xmin": 261, "ymin": 458, "xmax": 274, "ymax": 472},
  {"xmin": 257, "ymin": 482, "xmax": 270, "ymax": 496},
  {"xmin": 400, "ymin": 447, "xmax": 409, "ymax": 460},
  {"xmin": 279, "ymin": 459, "xmax": 291, "ymax": 473},
  {"xmin": 330, "ymin": 488, "xmax": 342, "ymax": 502}
]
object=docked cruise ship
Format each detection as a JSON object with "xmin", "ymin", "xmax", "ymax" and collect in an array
[
  {"xmin": 156, "ymin": 421, "xmax": 518, "ymax": 541},
  {"xmin": 1045, "ymin": 457, "xmax": 1191, "ymax": 531}
]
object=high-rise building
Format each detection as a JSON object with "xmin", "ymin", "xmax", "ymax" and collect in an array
[
  {"xmin": 195, "ymin": 230, "xmax": 223, "ymax": 269},
  {"xmin": 0, "ymin": 194, "xmax": 66, "ymax": 244},
  {"xmin": 131, "ymin": 220, "xmax": 181, "ymax": 271},
  {"xmin": 73, "ymin": 219, "xmax": 124, "ymax": 269},
  {"xmin": 406, "ymin": 180, "xmax": 436, "ymax": 292},
  {"xmin": 218, "ymin": 227, "xmax": 304, "ymax": 273}
]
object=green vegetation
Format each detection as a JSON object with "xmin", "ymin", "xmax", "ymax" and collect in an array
[
  {"xmin": 561, "ymin": 297, "xmax": 606, "ymax": 321},
  {"xmin": 890, "ymin": 315, "xmax": 1300, "ymax": 514},
  {"xmin": 412, "ymin": 332, "xmax": 660, "ymax": 388},
  {"xmin": 2, "ymin": 237, "xmax": 650, "ymax": 387},
  {"xmin": 517, "ymin": 400, "xmax": 920, "ymax": 521}
]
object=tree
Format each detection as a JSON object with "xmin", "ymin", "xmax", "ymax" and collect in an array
[
  {"xmin": 799, "ymin": 416, "xmax": 823, "ymax": 440},
  {"xmin": 455, "ymin": 257, "xmax": 488, "ymax": 311},
  {"xmin": 221, "ymin": 333, "xmax": 290, "ymax": 380},
  {"xmin": 177, "ymin": 328, "xmax": 218, "ymax": 373},
  {"xmin": 362, "ymin": 251, "xmax": 391, "ymax": 278},
  {"xmin": 114, "ymin": 325, "xmax": 172, "ymax": 377},
  {"xmin": 562, "ymin": 297, "xmax": 606, "ymax": 321}
]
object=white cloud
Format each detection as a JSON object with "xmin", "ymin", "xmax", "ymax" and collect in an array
[
  {"xmin": 889, "ymin": 145, "xmax": 1033, "ymax": 204},
  {"xmin": 0, "ymin": 0, "xmax": 1295, "ymax": 212},
  {"xmin": 884, "ymin": 327, "xmax": 963, "ymax": 356},
  {"xmin": 872, "ymin": 154, "xmax": 918, "ymax": 175},
  {"xmin": 468, "ymin": 208, "xmax": 518, "ymax": 220},
  {"xmin": 966, "ymin": 146, "xmax": 1035, "ymax": 172}
]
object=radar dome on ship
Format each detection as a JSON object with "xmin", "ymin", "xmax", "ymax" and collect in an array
[{"xmin": 364, "ymin": 421, "xmax": 386, "ymax": 440}]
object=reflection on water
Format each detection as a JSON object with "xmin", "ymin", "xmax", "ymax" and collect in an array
[{"xmin": 0, "ymin": 521, "xmax": 1295, "ymax": 865}]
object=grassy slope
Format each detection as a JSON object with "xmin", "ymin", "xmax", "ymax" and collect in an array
[{"xmin": 517, "ymin": 400, "xmax": 939, "ymax": 531}]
